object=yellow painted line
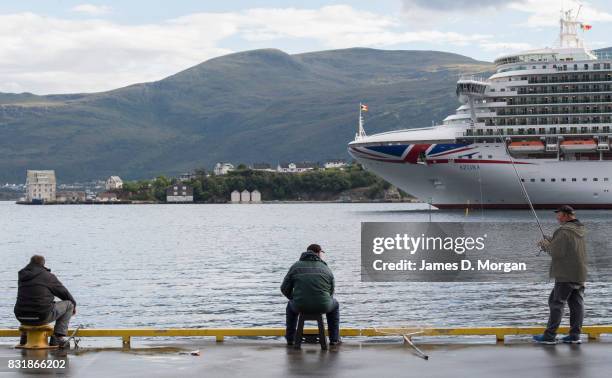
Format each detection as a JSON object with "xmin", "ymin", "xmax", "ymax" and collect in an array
[{"xmin": 2, "ymin": 326, "xmax": 611, "ymax": 340}]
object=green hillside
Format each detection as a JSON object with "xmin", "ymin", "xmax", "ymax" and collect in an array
[{"xmin": 0, "ymin": 48, "xmax": 491, "ymax": 182}]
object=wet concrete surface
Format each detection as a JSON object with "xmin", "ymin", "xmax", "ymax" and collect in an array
[{"xmin": 0, "ymin": 339, "xmax": 611, "ymax": 378}]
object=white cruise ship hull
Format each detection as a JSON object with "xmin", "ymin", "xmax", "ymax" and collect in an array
[{"xmin": 349, "ymin": 140, "xmax": 612, "ymax": 209}]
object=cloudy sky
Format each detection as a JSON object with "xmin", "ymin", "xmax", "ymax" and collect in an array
[{"xmin": 2, "ymin": 0, "xmax": 612, "ymax": 94}]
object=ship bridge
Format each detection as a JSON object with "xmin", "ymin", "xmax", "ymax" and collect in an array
[
  {"xmin": 456, "ymin": 75, "xmax": 489, "ymax": 124},
  {"xmin": 456, "ymin": 76, "xmax": 488, "ymax": 103}
]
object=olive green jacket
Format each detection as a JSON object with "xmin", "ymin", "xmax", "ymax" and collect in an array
[
  {"xmin": 281, "ymin": 251, "xmax": 335, "ymax": 313},
  {"xmin": 543, "ymin": 219, "xmax": 587, "ymax": 283}
]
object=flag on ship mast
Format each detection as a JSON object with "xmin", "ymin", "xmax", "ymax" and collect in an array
[
  {"xmin": 356, "ymin": 103, "xmax": 367, "ymax": 140},
  {"xmin": 581, "ymin": 24, "xmax": 592, "ymax": 31}
]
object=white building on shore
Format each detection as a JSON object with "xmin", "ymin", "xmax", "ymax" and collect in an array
[
  {"xmin": 324, "ymin": 160, "xmax": 348, "ymax": 169},
  {"xmin": 251, "ymin": 190, "xmax": 262, "ymax": 203},
  {"xmin": 240, "ymin": 189, "xmax": 250, "ymax": 202},
  {"xmin": 25, "ymin": 170, "xmax": 56, "ymax": 203},
  {"xmin": 231, "ymin": 189, "xmax": 262, "ymax": 203},
  {"xmin": 105, "ymin": 176, "xmax": 123, "ymax": 190},
  {"xmin": 214, "ymin": 163, "xmax": 234, "ymax": 175},
  {"xmin": 277, "ymin": 162, "xmax": 318, "ymax": 173},
  {"xmin": 166, "ymin": 184, "xmax": 194, "ymax": 203}
]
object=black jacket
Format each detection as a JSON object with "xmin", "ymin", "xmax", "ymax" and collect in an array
[{"xmin": 14, "ymin": 263, "xmax": 76, "ymax": 322}]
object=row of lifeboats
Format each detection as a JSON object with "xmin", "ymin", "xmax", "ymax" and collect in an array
[{"xmin": 508, "ymin": 139, "xmax": 607, "ymax": 153}]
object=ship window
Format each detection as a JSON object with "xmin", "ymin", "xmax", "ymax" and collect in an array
[
  {"xmin": 562, "ymin": 178, "xmax": 567, "ymax": 182},
  {"xmin": 605, "ymin": 178, "xmax": 609, "ymax": 181},
  {"xmin": 574, "ymin": 64, "xmax": 578, "ymax": 70},
  {"xmin": 594, "ymin": 64, "xmax": 601, "ymax": 70},
  {"xmin": 521, "ymin": 178, "xmax": 525, "ymax": 182},
  {"xmin": 488, "ymin": 155, "xmax": 493, "ymax": 159},
  {"xmin": 572, "ymin": 178, "xmax": 577, "ymax": 182},
  {"xmin": 541, "ymin": 178, "xmax": 545, "ymax": 182},
  {"xmin": 530, "ymin": 179, "xmax": 536, "ymax": 182},
  {"xmin": 583, "ymin": 178, "xmax": 588, "ymax": 181},
  {"xmin": 584, "ymin": 64, "xmax": 589, "ymax": 70},
  {"xmin": 551, "ymin": 178, "xmax": 556, "ymax": 182},
  {"xmin": 478, "ymin": 155, "xmax": 482, "ymax": 158}
]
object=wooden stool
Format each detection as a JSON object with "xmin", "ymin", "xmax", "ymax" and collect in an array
[
  {"xmin": 15, "ymin": 324, "xmax": 58, "ymax": 350},
  {"xmin": 294, "ymin": 313, "xmax": 327, "ymax": 350}
]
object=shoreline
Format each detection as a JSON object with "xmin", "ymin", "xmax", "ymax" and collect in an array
[{"xmin": 12, "ymin": 199, "xmax": 422, "ymax": 205}]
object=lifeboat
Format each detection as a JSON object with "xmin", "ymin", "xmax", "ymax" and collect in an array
[
  {"xmin": 508, "ymin": 140, "xmax": 545, "ymax": 153},
  {"xmin": 560, "ymin": 139, "xmax": 597, "ymax": 152}
]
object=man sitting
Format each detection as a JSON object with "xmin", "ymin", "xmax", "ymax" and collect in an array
[
  {"xmin": 281, "ymin": 244, "xmax": 340, "ymax": 345},
  {"xmin": 14, "ymin": 255, "xmax": 77, "ymax": 348}
]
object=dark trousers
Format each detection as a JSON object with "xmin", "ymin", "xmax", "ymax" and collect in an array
[
  {"xmin": 544, "ymin": 282, "xmax": 585, "ymax": 339},
  {"xmin": 285, "ymin": 299, "xmax": 340, "ymax": 343},
  {"xmin": 18, "ymin": 300, "xmax": 74, "ymax": 337}
]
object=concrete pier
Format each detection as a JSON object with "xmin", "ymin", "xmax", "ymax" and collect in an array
[{"xmin": 1, "ymin": 339, "xmax": 611, "ymax": 377}]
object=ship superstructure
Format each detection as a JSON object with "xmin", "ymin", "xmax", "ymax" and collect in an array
[{"xmin": 348, "ymin": 10, "xmax": 612, "ymax": 208}]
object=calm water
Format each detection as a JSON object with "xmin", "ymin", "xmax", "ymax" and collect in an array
[{"xmin": 1, "ymin": 202, "xmax": 610, "ymax": 329}]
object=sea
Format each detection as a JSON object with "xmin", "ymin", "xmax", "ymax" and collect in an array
[{"xmin": 1, "ymin": 201, "xmax": 610, "ymax": 330}]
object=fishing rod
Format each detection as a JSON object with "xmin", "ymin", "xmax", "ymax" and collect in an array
[
  {"xmin": 503, "ymin": 139, "xmax": 547, "ymax": 243},
  {"xmin": 67, "ymin": 324, "xmax": 82, "ymax": 349}
]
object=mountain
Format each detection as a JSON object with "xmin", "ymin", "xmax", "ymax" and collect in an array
[{"xmin": 0, "ymin": 48, "xmax": 491, "ymax": 182}]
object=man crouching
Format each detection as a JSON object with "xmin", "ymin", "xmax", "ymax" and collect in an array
[{"xmin": 14, "ymin": 255, "xmax": 77, "ymax": 348}]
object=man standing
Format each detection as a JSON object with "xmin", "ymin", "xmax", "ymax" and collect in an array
[
  {"xmin": 281, "ymin": 244, "xmax": 340, "ymax": 346},
  {"xmin": 534, "ymin": 205, "xmax": 587, "ymax": 344},
  {"xmin": 14, "ymin": 255, "xmax": 77, "ymax": 348}
]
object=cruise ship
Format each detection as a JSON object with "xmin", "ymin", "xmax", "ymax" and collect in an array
[{"xmin": 348, "ymin": 10, "xmax": 612, "ymax": 209}]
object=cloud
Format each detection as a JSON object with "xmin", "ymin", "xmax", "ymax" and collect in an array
[
  {"xmin": 0, "ymin": 12, "xmax": 234, "ymax": 94},
  {"xmin": 71, "ymin": 4, "xmax": 112, "ymax": 15},
  {"xmin": 508, "ymin": 0, "xmax": 612, "ymax": 27},
  {"xmin": 0, "ymin": 6, "xmax": 492, "ymax": 94},
  {"xmin": 235, "ymin": 6, "xmax": 490, "ymax": 48},
  {"xmin": 402, "ymin": 0, "xmax": 515, "ymax": 11},
  {"xmin": 400, "ymin": 0, "xmax": 522, "ymax": 25}
]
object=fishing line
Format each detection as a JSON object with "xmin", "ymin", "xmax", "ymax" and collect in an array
[{"xmin": 503, "ymin": 140, "xmax": 547, "ymax": 242}]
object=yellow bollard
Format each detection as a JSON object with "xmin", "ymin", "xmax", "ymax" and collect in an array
[{"xmin": 15, "ymin": 324, "xmax": 58, "ymax": 350}]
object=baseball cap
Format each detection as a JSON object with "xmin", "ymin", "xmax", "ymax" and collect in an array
[{"xmin": 554, "ymin": 205, "xmax": 575, "ymax": 215}]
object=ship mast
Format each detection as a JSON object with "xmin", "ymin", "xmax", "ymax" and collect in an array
[
  {"xmin": 558, "ymin": 7, "xmax": 583, "ymax": 48},
  {"xmin": 355, "ymin": 103, "xmax": 367, "ymax": 140}
]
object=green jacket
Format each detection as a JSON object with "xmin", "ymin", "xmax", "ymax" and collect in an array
[
  {"xmin": 281, "ymin": 251, "xmax": 335, "ymax": 313},
  {"xmin": 543, "ymin": 219, "xmax": 588, "ymax": 283}
]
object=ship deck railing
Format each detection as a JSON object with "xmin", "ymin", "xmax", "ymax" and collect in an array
[{"xmin": 463, "ymin": 129, "xmax": 612, "ymax": 138}]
